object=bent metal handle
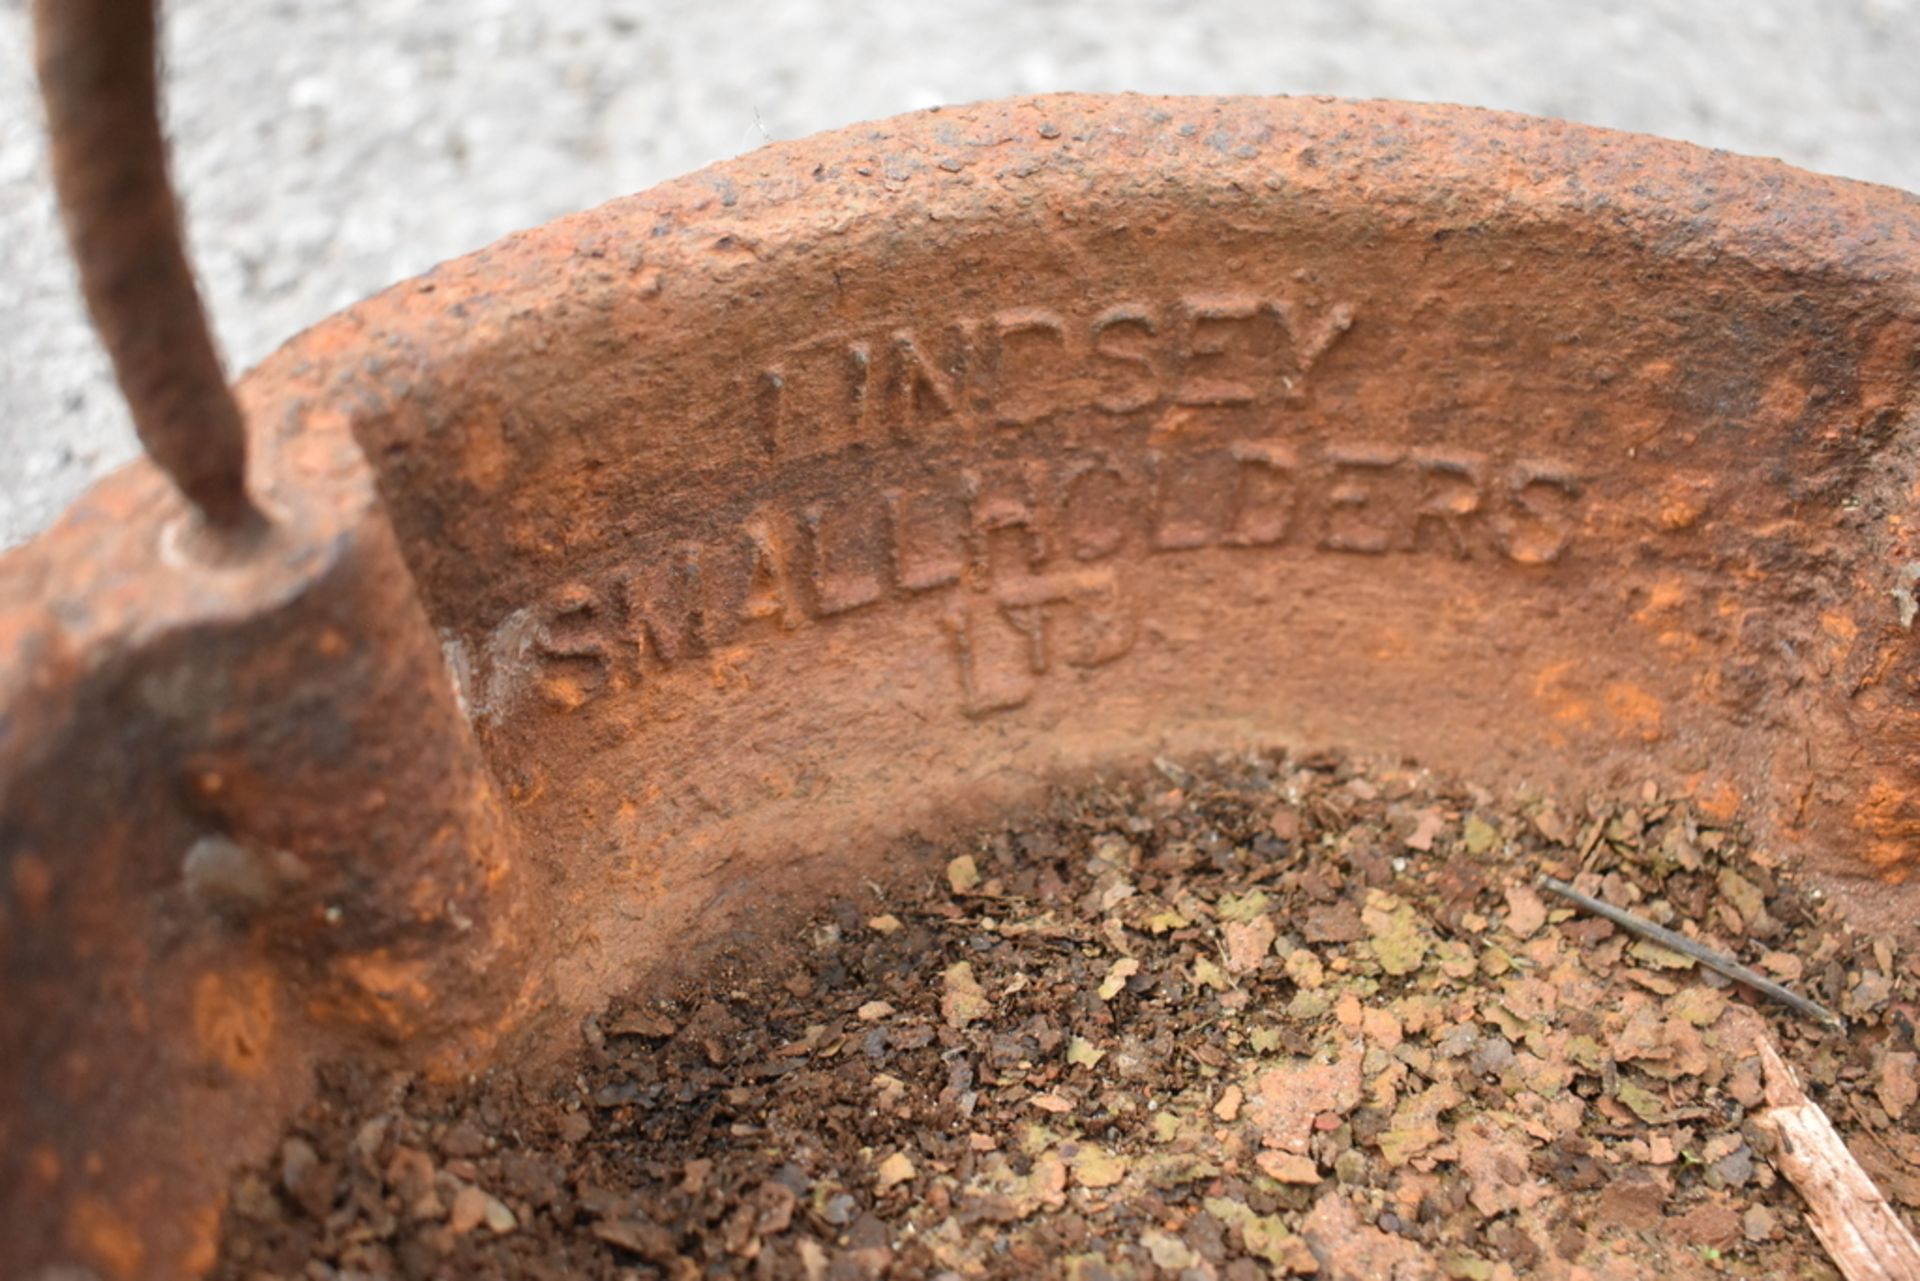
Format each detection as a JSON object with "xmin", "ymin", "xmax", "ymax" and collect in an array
[{"xmin": 34, "ymin": 0, "xmax": 260, "ymax": 532}]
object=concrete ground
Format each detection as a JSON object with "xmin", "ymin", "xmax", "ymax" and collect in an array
[{"xmin": 3, "ymin": 0, "xmax": 1917, "ymax": 547}]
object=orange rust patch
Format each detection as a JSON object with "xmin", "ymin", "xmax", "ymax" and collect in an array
[
  {"xmin": 1654, "ymin": 630, "xmax": 1701, "ymax": 657},
  {"xmin": 1759, "ymin": 368, "xmax": 1812, "ymax": 424},
  {"xmin": 539, "ymin": 675, "xmax": 593, "ymax": 713},
  {"xmin": 180, "ymin": 1201, "xmax": 222, "ymax": 1277},
  {"xmin": 407, "ymin": 873, "xmax": 447, "ymax": 920},
  {"xmin": 1858, "ymin": 316, "xmax": 1920, "ymax": 416},
  {"xmin": 459, "ymin": 403, "xmax": 514, "ymax": 491},
  {"xmin": 1633, "ymin": 578, "xmax": 1691, "ymax": 622},
  {"xmin": 1367, "ymin": 628, "xmax": 1413, "ymax": 663},
  {"xmin": 28, "ymin": 1143, "xmax": 61, "ymax": 1187},
  {"xmin": 1855, "ymin": 778, "xmax": 1920, "ymax": 880},
  {"xmin": 1865, "ymin": 842, "xmax": 1915, "ymax": 882},
  {"xmin": 1602, "ymin": 683, "xmax": 1665, "ymax": 743},
  {"xmin": 1819, "ymin": 611, "xmax": 1859, "ymax": 643},
  {"xmin": 710, "ymin": 647, "xmax": 754, "ymax": 692},
  {"xmin": 68, "ymin": 1193, "xmax": 146, "ymax": 1281},
  {"xmin": 1531, "ymin": 661, "xmax": 1596, "ymax": 732},
  {"xmin": 1689, "ymin": 777, "xmax": 1745, "ymax": 825},
  {"xmin": 318, "ymin": 949, "xmax": 438, "ymax": 1038},
  {"xmin": 1655, "ymin": 476, "xmax": 1713, "ymax": 531},
  {"xmin": 190, "ymin": 968, "xmax": 277, "ymax": 1078}
]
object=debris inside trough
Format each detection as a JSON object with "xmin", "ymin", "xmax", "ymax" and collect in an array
[{"xmin": 213, "ymin": 750, "xmax": 1920, "ymax": 1280}]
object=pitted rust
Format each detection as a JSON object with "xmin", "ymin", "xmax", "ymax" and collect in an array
[{"xmin": 4, "ymin": 80, "xmax": 1920, "ymax": 1281}]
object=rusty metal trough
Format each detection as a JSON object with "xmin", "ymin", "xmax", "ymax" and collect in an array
[{"xmin": 6, "ymin": 2, "xmax": 1920, "ymax": 1277}]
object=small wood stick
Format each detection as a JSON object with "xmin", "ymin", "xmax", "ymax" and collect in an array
[
  {"xmin": 1756, "ymin": 1036, "xmax": 1920, "ymax": 1281},
  {"xmin": 1535, "ymin": 874, "xmax": 1842, "ymax": 1029}
]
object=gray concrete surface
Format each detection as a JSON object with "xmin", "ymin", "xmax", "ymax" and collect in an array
[{"xmin": 3, "ymin": 0, "xmax": 1918, "ymax": 547}]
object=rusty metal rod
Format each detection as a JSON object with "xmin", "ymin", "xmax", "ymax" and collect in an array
[{"xmin": 33, "ymin": 0, "xmax": 261, "ymax": 531}]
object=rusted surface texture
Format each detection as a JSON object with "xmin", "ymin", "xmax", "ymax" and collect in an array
[
  {"xmin": 342, "ymin": 93, "xmax": 1920, "ymax": 916},
  {"xmin": 2, "ymin": 95, "xmax": 1919, "ymax": 1278},
  {"xmin": 0, "ymin": 388, "xmax": 524, "ymax": 1274}
]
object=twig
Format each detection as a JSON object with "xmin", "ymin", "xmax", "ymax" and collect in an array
[
  {"xmin": 1756, "ymin": 1036, "xmax": 1920, "ymax": 1281},
  {"xmin": 1535, "ymin": 874, "xmax": 1842, "ymax": 1030}
]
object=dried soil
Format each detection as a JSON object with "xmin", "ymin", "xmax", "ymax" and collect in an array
[{"xmin": 214, "ymin": 750, "xmax": 1920, "ymax": 1280}]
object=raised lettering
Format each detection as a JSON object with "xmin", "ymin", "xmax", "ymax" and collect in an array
[
  {"xmin": 844, "ymin": 341, "xmax": 874, "ymax": 435},
  {"xmin": 468, "ymin": 280, "xmax": 1623, "ymax": 737},
  {"xmin": 737, "ymin": 515, "xmax": 804, "ymax": 629},
  {"xmin": 1320, "ymin": 442, "xmax": 1407, "ymax": 554},
  {"xmin": 943, "ymin": 600, "xmax": 1035, "ymax": 717},
  {"xmin": 617, "ymin": 544, "xmax": 711, "ymax": 667},
  {"xmin": 989, "ymin": 308, "xmax": 1070, "ymax": 427},
  {"xmin": 800, "ymin": 497, "xmax": 888, "ymax": 618},
  {"xmin": 998, "ymin": 568, "xmax": 1136, "ymax": 671},
  {"xmin": 1059, "ymin": 459, "xmax": 1134, "ymax": 561},
  {"xmin": 1091, "ymin": 304, "xmax": 1161, "ymax": 414},
  {"xmin": 1224, "ymin": 440, "xmax": 1301, "ymax": 547},
  {"xmin": 885, "ymin": 485, "xmax": 966, "ymax": 593},
  {"xmin": 1273, "ymin": 298, "xmax": 1355, "ymax": 392},
  {"xmin": 534, "ymin": 582, "xmax": 609, "ymax": 711},
  {"xmin": 753, "ymin": 368, "xmax": 784, "ymax": 457},
  {"xmin": 1409, "ymin": 448, "xmax": 1487, "ymax": 558},
  {"xmin": 1149, "ymin": 448, "xmax": 1229, "ymax": 551},
  {"xmin": 944, "ymin": 568, "xmax": 1137, "ymax": 717},
  {"xmin": 966, "ymin": 462, "xmax": 1049, "ymax": 575},
  {"xmin": 1176, "ymin": 295, "xmax": 1265, "ymax": 408},
  {"xmin": 1499, "ymin": 462, "xmax": 1582, "ymax": 565},
  {"xmin": 884, "ymin": 328, "xmax": 967, "ymax": 442}
]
